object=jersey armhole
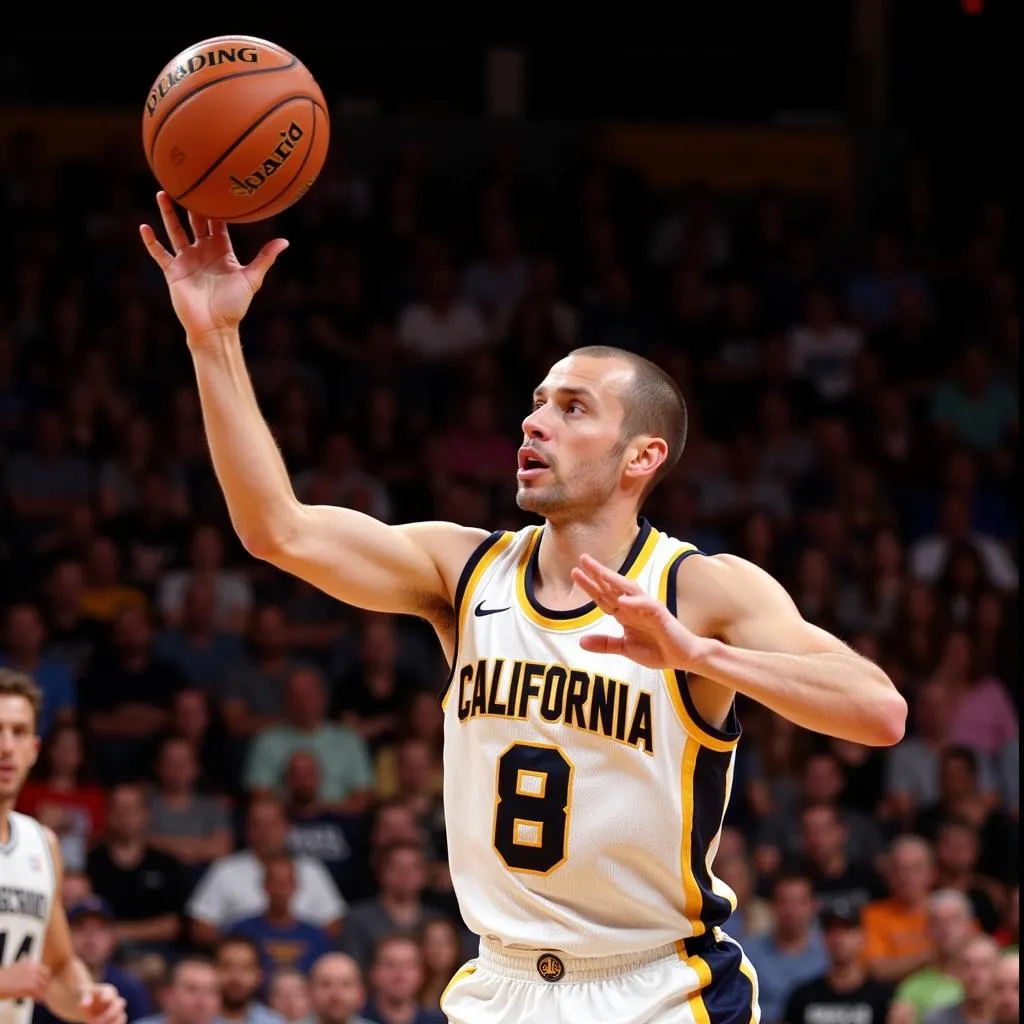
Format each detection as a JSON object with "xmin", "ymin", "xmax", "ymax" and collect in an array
[
  {"xmin": 439, "ymin": 530, "xmax": 511, "ymax": 705},
  {"xmin": 663, "ymin": 548, "xmax": 741, "ymax": 750}
]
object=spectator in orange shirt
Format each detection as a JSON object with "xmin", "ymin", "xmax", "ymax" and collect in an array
[{"xmin": 863, "ymin": 835, "xmax": 936, "ymax": 983}]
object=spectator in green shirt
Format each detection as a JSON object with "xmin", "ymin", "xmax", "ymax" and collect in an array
[
  {"xmin": 892, "ymin": 890, "xmax": 975, "ymax": 1023},
  {"xmin": 244, "ymin": 665, "xmax": 374, "ymax": 814}
]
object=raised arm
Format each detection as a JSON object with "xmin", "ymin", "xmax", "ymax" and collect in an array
[{"xmin": 141, "ymin": 193, "xmax": 485, "ymax": 623}]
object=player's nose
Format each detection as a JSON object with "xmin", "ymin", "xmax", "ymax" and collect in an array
[{"xmin": 521, "ymin": 406, "xmax": 551, "ymax": 439}]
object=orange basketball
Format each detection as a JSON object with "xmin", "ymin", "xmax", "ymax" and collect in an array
[{"xmin": 141, "ymin": 36, "xmax": 330, "ymax": 224}]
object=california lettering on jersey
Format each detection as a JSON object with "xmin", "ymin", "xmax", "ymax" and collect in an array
[
  {"xmin": 454, "ymin": 657, "xmax": 655, "ymax": 755},
  {"xmin": 0, "ymin": 888, "xmax": 47, "ymax": 921}
]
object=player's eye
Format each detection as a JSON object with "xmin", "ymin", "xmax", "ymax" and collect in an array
[{"xmin": 567, "ymin": 401, "xmax": 584, "ymax": 415}]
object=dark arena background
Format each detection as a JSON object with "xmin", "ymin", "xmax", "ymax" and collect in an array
[{"xmin": 0, "ymin": 4, "xmax": 1017, "ymax": 1024}]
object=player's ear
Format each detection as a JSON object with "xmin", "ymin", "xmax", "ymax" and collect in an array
[{"xmin": 624, "ymin": 437, "xmax": 668, "ymax": 482}]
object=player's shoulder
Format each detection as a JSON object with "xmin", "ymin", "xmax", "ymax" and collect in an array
[{"xmin": 394, "ymin": 521, "xmax": 498, "ymax": 598}]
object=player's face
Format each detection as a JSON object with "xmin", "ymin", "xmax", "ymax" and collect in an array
[
  {"xmin": 0, "ymin": 696, "xmax": 40, "ymax": 804},
  {"xmin": 517, "ymin": 355, "xmax": 635, "ymax": 519}
]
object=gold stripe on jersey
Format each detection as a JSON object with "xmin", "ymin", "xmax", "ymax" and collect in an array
[
  {"xmin": 440, "ymin": 964, "xmax": 477, "ymax": 1006},
  {"xmin": 679, "ymin": 739, "xmax": 706, "ymax": 937},
  {"xmin": 658, "ymin": 546, "xmax": 739, "ymax": 753},
  {"xmin": 686, "ymin": 952, "xmax": 714, "ymax": 1024},
  {"xmin": 441, "ymin": 531, "xmax": 515, "ymax": 712},
  {"xmin": 514, "ymin": 523, "xmax": 661, "ymax": 630},
  {"xmin": 738, "ymin": 956, "xmax": 760, "ymax": 1024}
]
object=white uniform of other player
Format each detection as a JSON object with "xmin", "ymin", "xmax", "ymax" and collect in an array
[
  {"xmin": 0, "ymin": 812, "xmax": 56, "ymax": 1024},
  {"xmin": 439, "ymin": 520, "xmax": 761, "ymax": 1024}
]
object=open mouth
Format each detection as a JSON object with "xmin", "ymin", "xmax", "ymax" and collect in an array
[{"xmin": 518, "ymin": 448, "xmax": 550, "ymax": 478}]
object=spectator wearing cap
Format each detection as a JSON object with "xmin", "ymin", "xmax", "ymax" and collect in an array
[
  {"xmin": 744, "ymin": 871, "xmax": 830, "ymax": 1024},
  {"xmin": 890, "ymin": 890, "xmax": 975, "ymax": 1024},
  {"xmin": 33, "ymin": 896, "xmax": 153, "ymax": 1024},
  {"xmin": 784, "ymin": 901, "xmax": 892, "ymax": 1024},
  {"xmin": 922, "ymin": 935, "xmax": 1001, "ymax": 1024}
]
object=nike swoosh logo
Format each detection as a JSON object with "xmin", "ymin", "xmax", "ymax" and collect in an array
[{"xmin": 474, "ymin": 602, "xmax": 510, "ymax": 617}]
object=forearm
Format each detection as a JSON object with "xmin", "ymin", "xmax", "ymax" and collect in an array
[
  {"xmin": 190, "ymin": 331, "xmax": 301, "ymax": 552},
  {"xmin": 44, "ymin": 957, "xmax": 93, "ymax": 1023},
  {"xmin": 691, "ymin": 641, "xmax": 906, "ymax": 746}
]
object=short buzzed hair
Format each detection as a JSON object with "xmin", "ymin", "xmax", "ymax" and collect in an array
[{"xmin": 570, "ymin": 345, "xmax": 688, "ymax": 496}]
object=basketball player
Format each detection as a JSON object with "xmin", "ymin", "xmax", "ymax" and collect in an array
[
  {"xmin": 0, "ymin": 671, "xmax": 127, "ymax": 1024},
  {"xmin": 141, "ymin": 194, "xmax": 907, "ymax": 1023}
]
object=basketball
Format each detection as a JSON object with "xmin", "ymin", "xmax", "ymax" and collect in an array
[{"xmin": 141, "ymin": 35, "xmax": 330, "ymax": 223}]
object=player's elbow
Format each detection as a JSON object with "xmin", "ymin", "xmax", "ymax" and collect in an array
[
  {"xmin": 872, "ymin": 688, "xmax": 908, "ymax": 747},
  {"xmin": 235, "ymin": 502, "xmax": 302, "ymax": 562}
]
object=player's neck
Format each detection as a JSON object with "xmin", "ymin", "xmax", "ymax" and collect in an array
[
  {"xmin": 0, "ymin": 802, "xmax": 13, "ymax": 844},
  {"xmin": 537, "ymin": 516, "xmax": 640, "ymax": 605}
]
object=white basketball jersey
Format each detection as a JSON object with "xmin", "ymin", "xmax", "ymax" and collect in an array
[
  {"xmin": 0, "ymin": 812, "xmax": 56, "ymax": 1024},
  {"xmin": 441, "ymin": 519, "xmax": 741, "ymax": 958}
]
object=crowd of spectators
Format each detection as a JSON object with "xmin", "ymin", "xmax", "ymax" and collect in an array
[{"xmin": 0, "ymin": 121, "xmax": 1018, "ymax": 1024}]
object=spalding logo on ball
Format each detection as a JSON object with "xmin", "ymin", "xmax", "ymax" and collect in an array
[{"xmin": 141, "ymin": 35, "xmax": 330, "ymax": 223}]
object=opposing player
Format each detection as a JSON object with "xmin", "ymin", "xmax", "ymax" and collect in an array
[
  {"xmin": 141, "ymin": 194, "xmax": 907, "ymax": 1023},
  {"xmin": 0, "ymin": 672, "xmax": 127, "ymax": 1024}
]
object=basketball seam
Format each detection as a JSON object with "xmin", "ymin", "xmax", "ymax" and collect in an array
[
  {"xmin": 171, "ymin": 95, "xmax": 326, "ymax": 204},
  {"xmin": 224, "ymin": 99, "xmax": 325, "ymax": 222},
  {"xmin": 146, "ymin": 56, "xmax": 299, "ymax": 165}
]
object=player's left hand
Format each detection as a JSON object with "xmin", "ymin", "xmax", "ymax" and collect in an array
[
  {"xmin": 572, "ymin": 554, "xmax": 714, "ymax": 671},
  {"xmin": 79, "ymin": 984, "xmax": 126, "ymax": 1024}
]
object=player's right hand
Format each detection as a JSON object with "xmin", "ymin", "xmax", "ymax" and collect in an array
[
  {"xmin": 0, "ymin": 960, "xmax": 53, "ymax": 1001},
  {"xmin": 139, "ymin": 191, "xmax": 288, "ymax": 347}
]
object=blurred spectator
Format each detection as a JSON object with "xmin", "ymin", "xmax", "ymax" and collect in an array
[
  {"xmin": 134, "ymin": 957, "xmax": 221, "ymax": 1024},
  {"xmin": 305, "ymin": 954, "xmax": 371, "ymax": 1024},
  {"xmin": 78, "ymin": 535, "xmax": 147, "ymax": 623},
  {"xmin": 890, "ymin": 890, "xmax": 975, "ymax": 1024},
  {"xmin": 185, "ymin": 795, "xmax": 345, "ymax": 947},
  {"xmin": 909, "ymin": 493, "xmax": 1017, "ymax": 592},
  {"xmin": 214, "ymin": 936, "xmax": 286, "ymax": 1024},
  {"xmin": 98, "ymin": 413, "xmax": 182, "ymax": 521},
  {"xmin": 167, "ymin": 689, "xmax": 233, "ymax": 797},
  {"xmin": 266, "ymin": 970, "xmax": 310, "ymax": 1024},
  {"xmin": 784, "ymin": 902, "xmax": 892, "ymax": 1024},
  {"xmin": 932, "ymin": 820, "xmax": 1001, "ymax": 932},
  {"xmin": 929, "ymin": 632, "xmax": 1018, "ymax": 757},
  {"xmin": 745, "ymin": 871, "xmax": 829, "ymax": 1024},
  {"xmin": 86, "ymin": 782, "xmax": 185, "ymax": 954},
  {"xmin": 40, "ymin": 558, "xmax": 104, "ymax": 679},
  {"xmin": 461, "ymin": 215, "xmax": 529, "ymax": 322},
  {"xmin": 992, "ymin": 953, "xmax": 1018, "ymax": 1024},
  {"xmin": 914, "ymin": 747, "xmax": 1018, "ymax": 887},
  {"xmin": 882, "ymin": 682, "xmax": 997, "ymax": 831},
  {"xmin": 292, "ymin": 434, "xmax": 392, "ymax": 524},
  {"xmin": 17, "ymin": 723, "xmax": 105, "ymax": 871},
  {"xmin": 283, "ymin": 751, "xmax": 367, "ymax": 900},
  {"xmin": 714, "ymin": 842, "xmax": 774, "ymax": 946},
  {"xmin": 416, "ymin": 918, "xmax": 462, "ymax": 1013},
  {"xmin": 863, "ymin": 836, "xmax": 935, "ymax": 984},
  {"xmin": 230, "ymin": 855, "xmax": 332, "ymax": 980},
  {"xmin": 146, "ymin": 734, "xmax": 233, "ymax": 874},
  {"xmin": 339, "ymin": 842, "xmax": 444, "ymax": 973},
  {"xmin": 0, "ymin": 600, "xmax": 76, "ymax": 739},
  {"xmin": 112, "ymin": 469, "xmax": 190, "ymax": 592},
  {"xmin": 219, "ymin": 605, "xmax": 297, "ymax": 740},
  {"xmin": 845, "ymin": 231, "xmax": 929, "ymax": 332},
  {"xmin": 921, "ymin": 935, "xmax": 1001, "ymax": 1024},
  {"xmin": 38, "ymin": 896, "xmax": 154, "ymax": 1024},
  {"xmin": 157, "ymin": 524, "xmax": 253, "ymax": 634},
  {"xmin": 798, "ymin": 803, "xmax": 886, "ymax": 917},
  {"xmin": 79, "ymin": 604, "xmax": 186, "ymax": 784},
  {"xmin": 155, "ymin": 578, "xmax": 244, "ymax": 691},
  {"xmin": 244, "ymin": 665, "xmax": 373, "ymax": 812},
  {"xmin": 397, "ymin": 254, "xmax": 487, "ymax": 362},
  {"xmin": 786, "ymin": 288, "xmax": 865, "ymax": 404},
  {"xmin": 362, "ymin": 935, "xmax": 445, "ymax": 1024},
  {"xmin": 994, "ymin": 886, "xmax": 1018, "ymax": 951},
  {"xmin": 4, "ymin": 406, "xmax": 92, "ymax": 537},
  {"xmin": 931, "ymin": 345, "xmax": 1017, "ymax": 454}
]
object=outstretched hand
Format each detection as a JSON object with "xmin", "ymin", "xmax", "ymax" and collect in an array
[
  {"xmin": 140, "ymin": 191, "xmax": 288, "ymax": 344},
  {"xmin": 572, "ymin": 554, "xmax": 714, "ymax": 671}
]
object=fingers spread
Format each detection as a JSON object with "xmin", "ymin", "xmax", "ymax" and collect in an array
[
  {"xmin": 188, "ymin": 209, "xmax": 211, "ymax": 240},
  {"xmin": 156, "ymin": 191, "xmax": 191, "ymax": 253},
  {"xmin": 139, "ymin": 225, "xmax": 173, "ymax": 270}
]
